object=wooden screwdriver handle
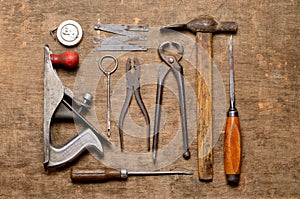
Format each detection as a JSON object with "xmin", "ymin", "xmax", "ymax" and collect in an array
[
  {"xmin": 71, "ymin": 168, "xmax": 124, "ymax": 182},
  {"xmin": 224, "ymin": 113, "xmax": 241, "ymax": 186}
]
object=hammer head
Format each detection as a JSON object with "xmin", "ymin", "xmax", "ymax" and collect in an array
[{"xmin": 162, "ymin": 15, "xmax": 238, "ymax": 33}]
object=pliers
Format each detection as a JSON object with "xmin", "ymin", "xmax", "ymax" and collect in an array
[
  {"xmin": 152, "ymin": 41, "xmax": 191, "ymax": 162},
  {"xmin": 119, "ymin": 57, "xmax": 150, "ymax": 152}
]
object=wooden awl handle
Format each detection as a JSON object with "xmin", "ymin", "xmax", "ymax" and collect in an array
[{"xmin": 224, "ymin": 111, "xmax": 241, "ymax": 186}]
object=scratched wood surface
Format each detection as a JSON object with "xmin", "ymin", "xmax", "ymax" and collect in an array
[{"xmin": 0, "ymin": 1, "xmax": 299, "ymax": 198}]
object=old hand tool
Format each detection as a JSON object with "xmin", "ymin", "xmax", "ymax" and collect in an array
[
  {"xmin": 162, "ymin": 15, "xmax": 238, "ymax": 181},
  {"xmin": 152, "ymin": 41, "xmax": 190, "ymax": 162},
  {"xmin": 98, "ymin": 55, "xmax": 118, "ymax": 137},
  {"xmin": 71, "ymin": 168, "xmax": 193, "ymax": 182},
  {"xmin": 94, "ymin": 24, "xmax": 148, "ymax": 51},
  {"xmin": 119, "ymin": 57, "xmax": 150, "ymax": 151},
  {"xmin": 224, "ymin": 36, "xmax": 241, "ymax": 186},
  {"xmin": 44, "ymin": 46, "xmax": 109, "ymax": 170}
]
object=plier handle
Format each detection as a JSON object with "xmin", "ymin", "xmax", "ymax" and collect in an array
[
  {"xmin": 119, "ymin": 57, "xmax": 150, "ymax": 151},
  {"xmin": 152, "ymin": 41, "xmax": 191, "ymax": 162}
]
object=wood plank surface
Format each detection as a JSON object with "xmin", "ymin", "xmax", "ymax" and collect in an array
[{"xmin": 0, "ymin": 1, "xmax": 299, "ymax": 198}]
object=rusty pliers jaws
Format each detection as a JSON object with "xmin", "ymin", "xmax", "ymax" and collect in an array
[
  {"xmin": 119, "ymin": 57, "xmax": 151, "ymax": 152},
  {"xmin": 158, "ymin": 41, "xmax": 184, "ymax": 64},
  {"xmin": 125, "ymin": 57, "xmax": 141, "ymax": 90}
]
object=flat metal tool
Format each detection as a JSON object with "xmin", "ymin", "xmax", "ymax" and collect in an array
[
  {"xmin": 118, "ymin": 57, "xmax": 150, "ymax": 151},
  {"xmin": 44, "ymin": 46, "xmax": 109, "ymax": 170},
  {"xmin": 94, "ymin": 24, "xmax": 148, "ymax": 51},
  {"xmin": 71, "ymin": 168, "xmax": 193, "ymax": 182},
  {"xmin": 152, "ymin": 41, "xmax": 190, "ymax": 162},
  {"xmin": 98, "ymin": 55, "xmax": 118, "ymax": 137}
]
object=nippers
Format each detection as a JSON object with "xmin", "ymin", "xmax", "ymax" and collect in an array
[
  {"xmin": 152, "ymin": 41, "xmax": 191, "ymax": 162},
  {"xmin": 119, "ymin": 57, "xmax": 150, "ymax": 151}
]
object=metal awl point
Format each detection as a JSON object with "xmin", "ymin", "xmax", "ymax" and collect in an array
[{"xmin": 229, "ymin": 35, "xmax": 236, "ymax": 111}]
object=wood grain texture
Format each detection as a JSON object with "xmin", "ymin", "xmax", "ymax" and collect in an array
[
  {"xmin": 0, "ymin": 0, "xmax": 299, "ymax": 198},
  {"xmin": 196, "ymin": 33, "xmax": 213, "ymax": 181},
  {"xmin": 224, "ymin": 116, "xmax": 241, "ymax": 175}
]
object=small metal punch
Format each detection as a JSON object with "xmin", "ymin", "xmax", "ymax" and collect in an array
[
  {"xmin": 118, "ymin": 57, "xmax": 150, "ymax": 151},
  {"xmin": 98, "ymin": 55, "xmax": 118, "ymax": 137},
  {"xmin": 152, "ymin": 41, "xmax": 191, "ymax": 162}
]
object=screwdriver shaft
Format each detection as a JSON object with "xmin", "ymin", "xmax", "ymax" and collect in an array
[{"xmin": 128, "ymin": 170, "xmax": 193, "ymax": 175}]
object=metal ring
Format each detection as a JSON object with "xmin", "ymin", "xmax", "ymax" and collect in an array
[{"xmin": 98, "ymin": 55, "xmax": 118, "ymax": 75}]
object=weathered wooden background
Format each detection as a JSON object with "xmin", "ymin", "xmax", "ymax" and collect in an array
[{"xmin": 0, "ymin": 0, "xmax": 299, "ymax": 198}]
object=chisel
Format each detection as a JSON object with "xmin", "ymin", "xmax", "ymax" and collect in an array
[{"xmin": 224, "ymin": 35, "xmax": 242, "ymax": 186}]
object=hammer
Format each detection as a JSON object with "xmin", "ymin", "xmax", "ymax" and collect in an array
[{"xmin": 162, "ymin": 15, "xmax": 237, "ymax": 182}]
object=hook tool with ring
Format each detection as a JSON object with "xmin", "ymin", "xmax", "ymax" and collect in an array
[
  {"xmin": 152, "ymin": 41, "xmax": 191, "ymax": 162},
  {"xmin": 98, "ymin": 55, "xmax": 119, "ymax": 137}
]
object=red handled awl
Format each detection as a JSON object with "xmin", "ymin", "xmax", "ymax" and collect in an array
[{"xmin": 50, "ymin": 51, "xmax": 79, "ymax": 68}]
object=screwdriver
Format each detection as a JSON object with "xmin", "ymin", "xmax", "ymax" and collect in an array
[
  {"xmin": 50, "ymin": 51, "xmax": 79, "ymax": 68},
  {"xmin": 71, "ymin": 168, "xmax": 193, "ymax": 182},
  {"xmin": 224, "ymin": 35, "xmax": 242, "ymax": 186}
]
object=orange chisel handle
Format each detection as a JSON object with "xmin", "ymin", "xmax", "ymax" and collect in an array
[
  {"xmin": 50, "ymin": 51, "xmax": 79, "ymax": 68},
  {"xmin": 224, "ymin": 110, "xmax": 241, "ymax": 186}
]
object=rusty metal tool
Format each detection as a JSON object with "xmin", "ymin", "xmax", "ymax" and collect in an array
[
  {"xmin": 153, "ymin": 41, "xmax": 190, "ymax": 162},
  {"xmin": 44, "ymin": 46, "xmax": 110, "ymax": 170},
  {"xmin": 98, "ymin": 55, "xmax": 118, "ymax": 137},
  {"xmin": 162, "ymin": 15, "xmax": 238, "ymax": 181},
  {"xmin": 119, "ymin": 57, "xmax": 150, "ymax": 151},
  {"xmin": 94, "ymin": 24, "xmax": 148, "ymax": 51},
  {"xmin": 71, "ymin": 168, "xmax": 193, "ymax": 182},
  {"xmin": 224, "ymin": 35, "xmax": 242, "ymax": 186}
]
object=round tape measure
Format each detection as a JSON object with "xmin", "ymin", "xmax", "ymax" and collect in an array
[{"xmin": 56, "ymin": 20, "xmax": 83, "ymax": 47}]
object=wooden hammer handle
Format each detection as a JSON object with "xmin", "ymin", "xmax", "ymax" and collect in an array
[{"xmin": 196, "ymin": 33, "xmax": 213, "ymax": 181}]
